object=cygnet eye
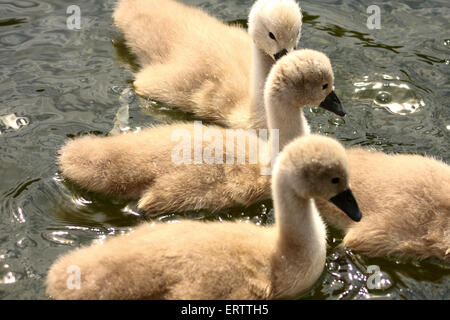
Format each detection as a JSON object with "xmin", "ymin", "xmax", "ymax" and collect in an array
[
  {"xmin": 331, "ymin": 177, "xmax": 340, "ymax": 184},
  {"xmin": 322, "ymin": 84, "xmax": 329, "ymax": 90},
  {"xmin": 269, "ymin": 32, "xmax": 276, "ymax": 40}
]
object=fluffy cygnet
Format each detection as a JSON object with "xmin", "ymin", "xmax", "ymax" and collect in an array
[
  {"xmin": 47, "ymin": 134, "xmax": 362, "ymax": 300},
  {"xmin": 315, "ymin": 148, "xmax": 450, "ymax": 261},
  {"xmin": 113, "ymin": 0, "xmax": 303, "ymax": 129},
  {"xmin": 58, "ymin": 50, "xmax": 343, "ymax": 213}
]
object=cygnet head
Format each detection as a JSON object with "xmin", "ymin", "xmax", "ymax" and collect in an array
[
  {"xmin": 248, "ymin": 0, "xmax": 302, "ymax": 61},
  {"xmin": 265, "ymin": 49, "xmax": 345, "ymax": 116},
  {"xmin": 275, "ymin": 135, "xmax": 362, "ymax": 222}
]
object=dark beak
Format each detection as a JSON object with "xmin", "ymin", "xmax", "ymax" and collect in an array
[
  {"xmin": 274, "ymin": 49, "xmax": 288, "ymax": 61},
  {"xmin": 329, "ymin": 189, "xmax": 362, "ymax": 222},
  {"xmin": 319, "ymin": 91, "xmax": 346, "ymax": 117}
]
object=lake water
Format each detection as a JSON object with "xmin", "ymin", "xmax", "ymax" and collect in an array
[{"xmin": 0, "ymin": 0, "xmax": 449, "ymax": 299}]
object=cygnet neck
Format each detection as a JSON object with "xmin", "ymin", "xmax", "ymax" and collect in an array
[
  {"xmin": 250, "ymin": 42, "xmax": 275, "ymax": 128},
  {"xmin": 266, "ymin": 95, "xmax": 310, "ymax": 151},
  {"xmin": 273, "ymin": 178, "xmax": 323, "ymax": 248},
  {"xmin": 270, "ymin": 173, "xmax": 327, "ymax": 298}
]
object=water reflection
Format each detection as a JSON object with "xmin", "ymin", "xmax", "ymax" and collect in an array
[
  {"xmin": 0, "ymin": 271, "xmax": 16, "ymax": 285},
  {"xmin": 354, "ymin": 75, "xmax": 426, "ymax": 115},
  {"xmin": 0, "ymin": 113, "xmax": 29, "ymax": 134},
  {"xmin": 321, "ymin": 248, "xmax": 371, "ymax": 299},
  {"xmin": 355, "ymin": 82, "xmax": 425, "ymax": 115},
  {"xmin": 316, "ymin": 22, "xmax": 403, "ymax": 54},
  {"xmin": 71, "ymin": 196, "xmax": 93, "ymax": 207},
  {"xmin": 0, "ymin": 18, "xmax": 27, "ymax": 27},
  {"xmin": 15, "ymin": 236, "xmax": 37, "ymax": 249},
  {"xmin": 41, "ymin": 231, "xmax": 77, "ymax": 246},
  {"xmin": 109, "ymin": 87, "xmax": 136, "ymax": 136},
  {"xmin": 12, "ymin": 207, "xmax": 26, "ymax": 224}
]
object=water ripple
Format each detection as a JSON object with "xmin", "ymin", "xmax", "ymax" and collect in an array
[
  {"xmin": 0, "ymin": 32, "xmax": 32, "ymax": 46},
  {"xmin": 0, "ymin": 18, "xmax": 27, "ymax": 27},
  {"xmin": 354, "ymin": 76, "xmax": 426, "ymax": 115},
  {"xmin": 41, "ymin": 231, "xmax": 78, "ymax": 246},
  {"xmin": 1, "ymin": 0, "xmax": 40, "ymax": 9}
]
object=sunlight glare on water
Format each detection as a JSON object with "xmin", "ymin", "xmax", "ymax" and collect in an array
[
  {"xmin": 354, "ymin": 76, "xmax": 426, "ymax": 115},
  {"xmin": 0, "ymin": 113, "xmax": 29, "ymax": 133}
]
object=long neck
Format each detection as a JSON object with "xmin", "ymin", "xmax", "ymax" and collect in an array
[
  {"xmin": 249, "ymin": 42, "xmax": 274, "ymax": 127},
  {"xmin": 266, "ymin": 98, "xmax": 310, "ymax": 151},
  {"xmin": 270, "ymin": 176, "xmax": 327, "ymax": 298},
  {"xmin": 260, "ymin": 93, "xmax": 310, "ymax": 177},
  {"xmin": 273, "ymin": 180, "xmax": 324, "ymax": 249}
]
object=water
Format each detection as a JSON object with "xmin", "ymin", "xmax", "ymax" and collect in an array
[{"xmin": 0, "ymin": 0, "xmax": 449, "ymax": 299}]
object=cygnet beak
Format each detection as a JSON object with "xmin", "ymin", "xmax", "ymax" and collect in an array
[
  {"xmin": 329, "ymin": 189, "xmax": 362, "ymax": 222},
  {"xmin": 274, "ymin": 49, "xmax": 288, "ymax": 61},
  {"xmin": 319, "ymin": 91, "xmax": 346, "ymax": 117}
]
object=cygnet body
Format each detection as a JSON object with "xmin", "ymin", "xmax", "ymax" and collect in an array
[
  {"xmin": 59, "ymin": 45, "xmax": 450, "ymax": 260},
  {"xmin": 113, "ymin": 0, "xmax": 302, "ymax": 129},
  {"xmin": 315, "ymin": 148, "xmax": 450, "ymax": 261},
  {"xmin": 47, "ymin": 134, "xmax": 362, "ymax": 300},
  {"xmin": 58, "ymin": 50, "xmax": 343, "ymax": 212}
]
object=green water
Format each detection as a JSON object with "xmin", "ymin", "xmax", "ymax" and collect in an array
[{"xmin": 0, "ymin": 0, "xmax": 449, "ymax": 299}]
